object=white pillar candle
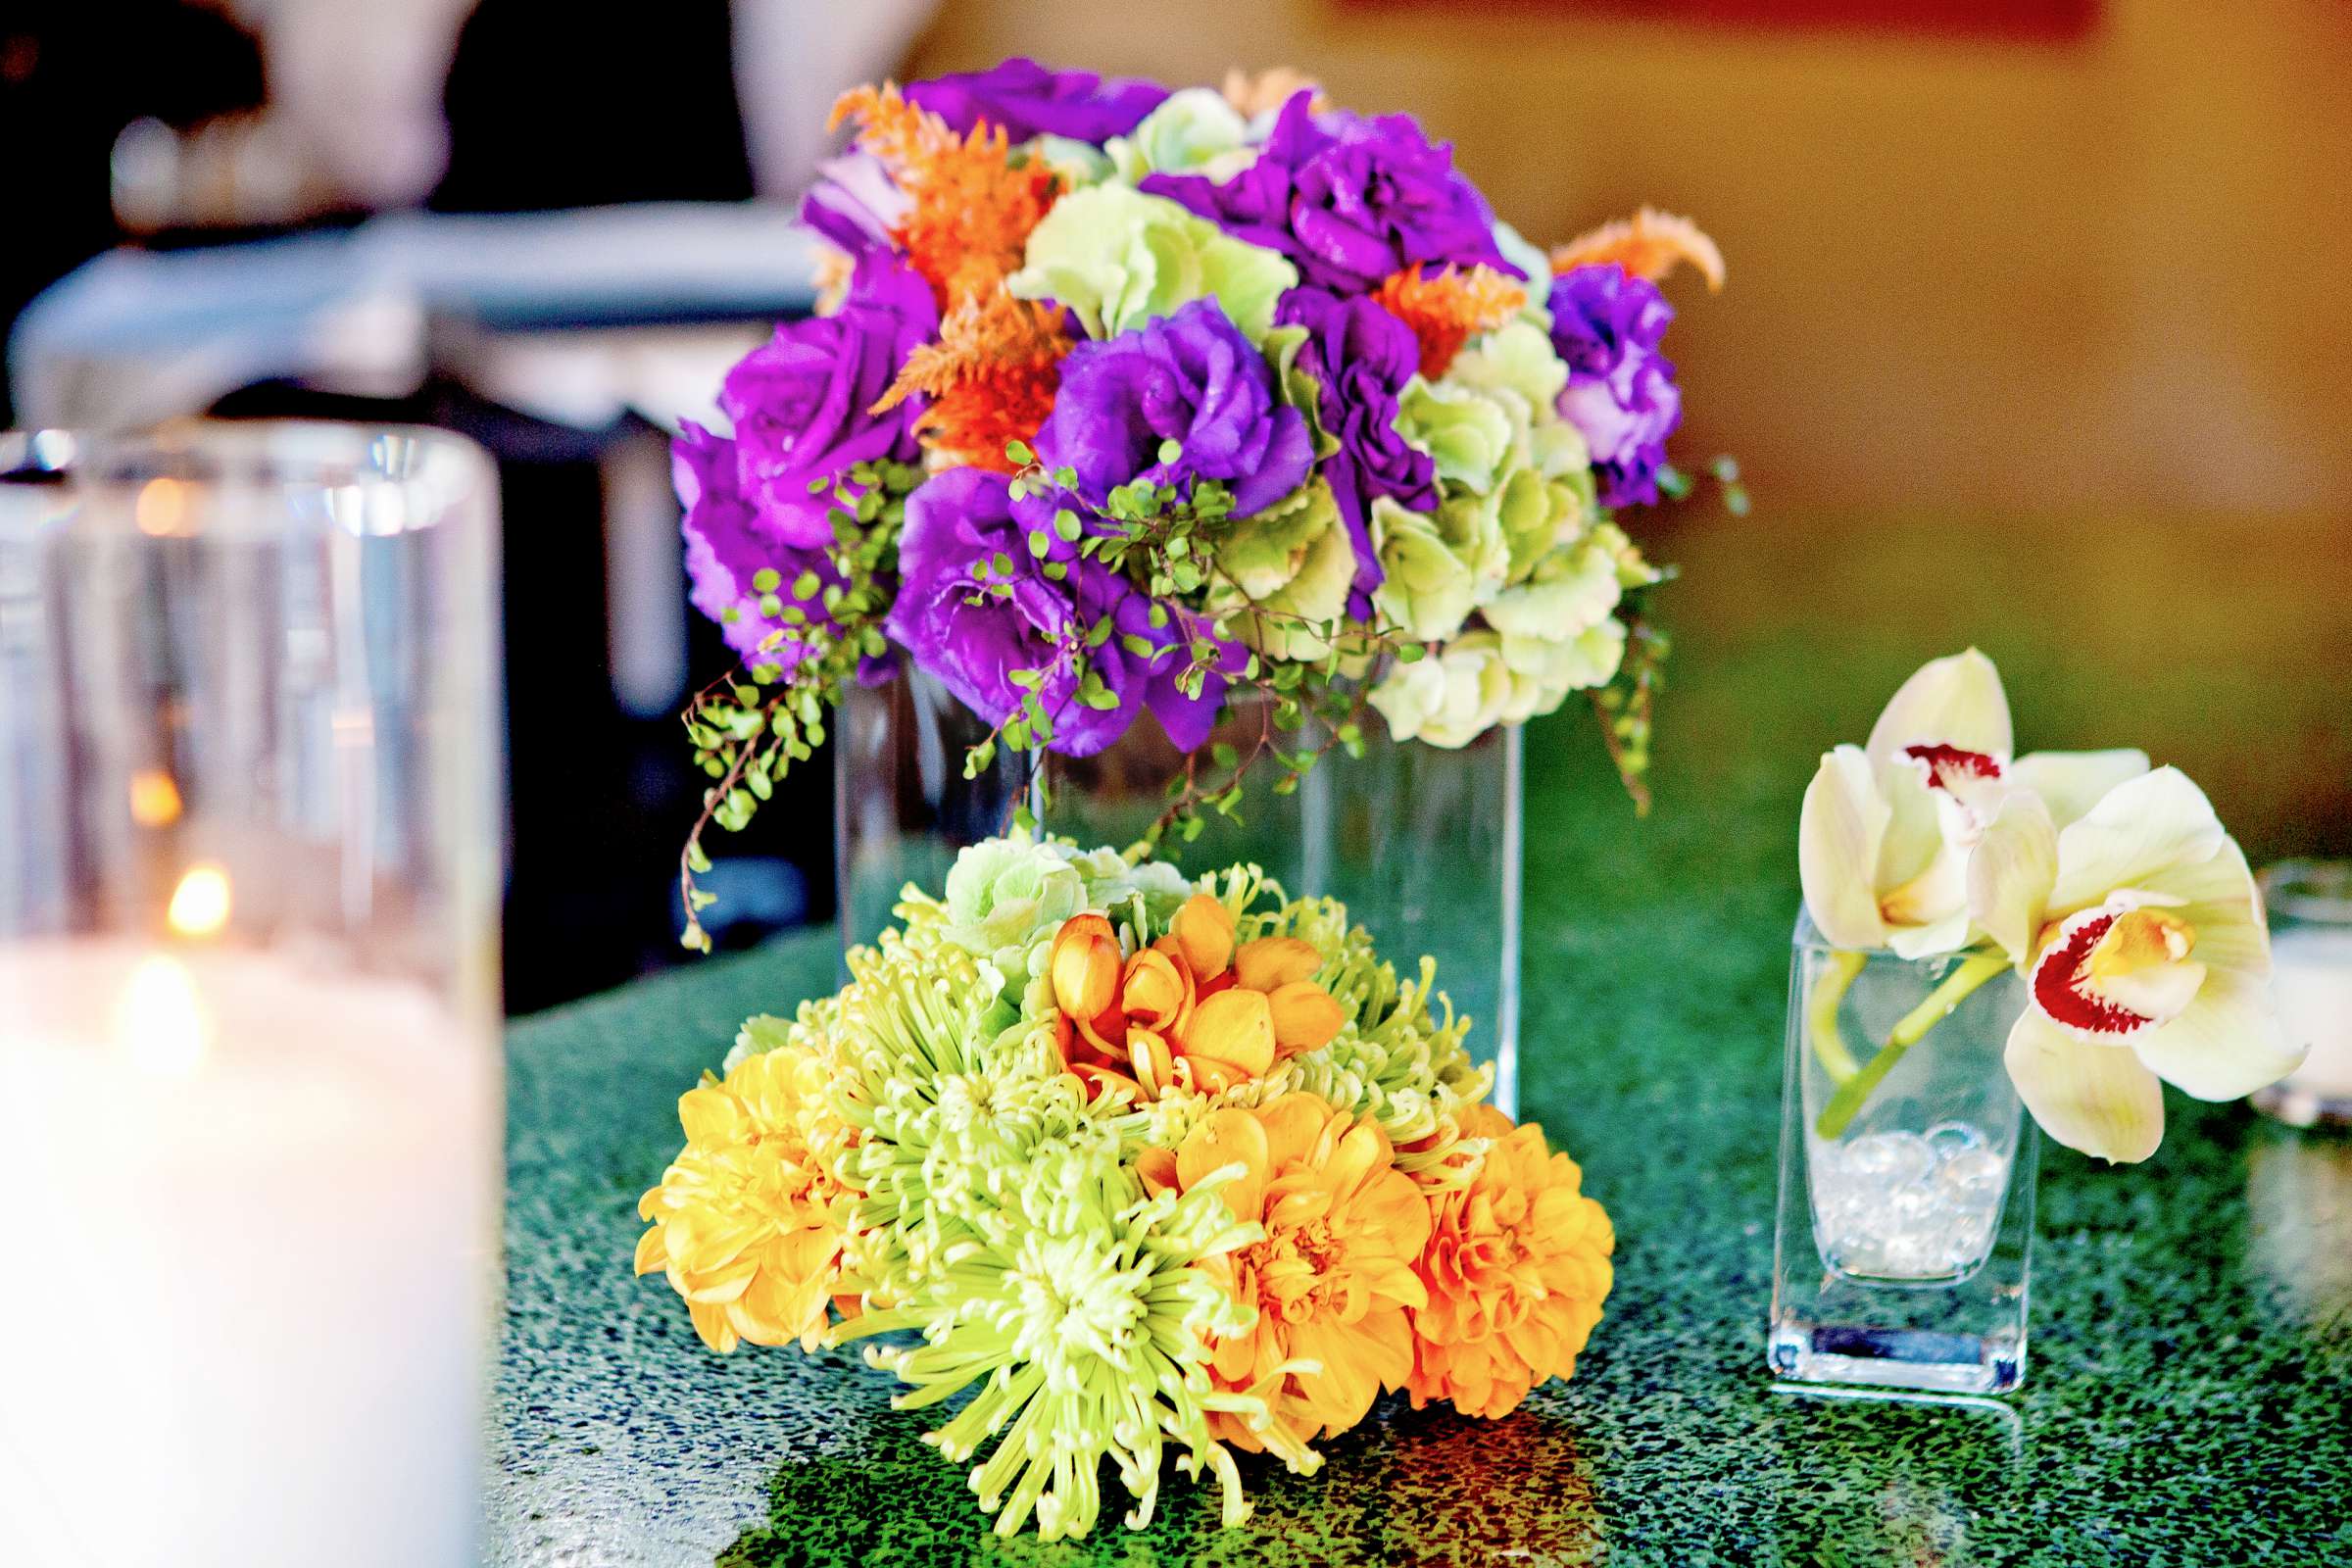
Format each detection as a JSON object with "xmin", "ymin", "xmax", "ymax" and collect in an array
[
  {"xmin": 0, "ymin": 940, "xmax": 499, "ymax": 1566},
  {"xmin": 2271, "ymin": 926, "xmax": 2352, "ymax": 1107}
]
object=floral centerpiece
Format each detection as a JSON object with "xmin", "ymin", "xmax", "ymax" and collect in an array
[
  {"xmin": 671, "ymin": 58, "xmax": 1731, "ymax": 946},
  {"xmin": 635, "ymin": 833, "xmax": 1614, "ymax": 1539}
]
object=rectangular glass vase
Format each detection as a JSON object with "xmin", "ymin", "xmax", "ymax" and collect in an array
[
  {"xmin": 1769, "ymin": 913, "xmax": 2037, "ymax": 1396},
  {"xmin": 834, "ymin": 669, "xmax": 1523, "ymax": 1113}
]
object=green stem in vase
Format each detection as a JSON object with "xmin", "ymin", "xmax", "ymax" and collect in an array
[
  {"xmin": 1814, "ymin": 951, "xmax": 2009, "ymax": 1141},
  {"xmin": 1807, "ymin": 949, "xmax": 1869, "ymax": 1084}
]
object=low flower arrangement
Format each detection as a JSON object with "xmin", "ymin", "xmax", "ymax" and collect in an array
[
  {"xmin": 672, "ymin": 58, "xmax": 1734, "ymax": 945},
  {"xmin": 634, "ymin": 834, "xmax": 1614, "ymax": 1540},
  {"xmin": 1798, "ymin": 650, "xmax": 2301, "ymax": 1159}
]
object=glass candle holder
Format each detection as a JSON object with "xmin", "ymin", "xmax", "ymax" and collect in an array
[
  {"xmin": 2253, "ymin": 860, "xmax": 2352, "ymax": 1128},
  {"xmin": 1769, "ymin": 914, "xmax": 2037, "ymax": 1396},
  {"xmin": 0, "ymin": 424, "xmax": 504, "ymax": 1562}
]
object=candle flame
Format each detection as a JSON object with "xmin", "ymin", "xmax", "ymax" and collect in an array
[
  {"xmin": 129, "ymin": 768, "xmax": 183, "ymax": 827},
  {"xmin": 118, "ymin": 954, "xmax": 209, "ymax": 1076},
  {"xmin": 168, "ymin": 863, "xmax": 231, "ymax": 938},
  {"xmin": 134, "ymin": 478, "xmax": 191, "ymax": 537}
]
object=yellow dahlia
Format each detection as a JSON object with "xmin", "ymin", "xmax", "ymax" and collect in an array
[
  {"xmin": 1407, "ymin": 1104, "xmax": 1614, "ymax": 1419},
  {"xmin": 1138, "ymin": 1095, "xmax": 1432, "ymax": 1467},
  {"xmin": 634, "ymin": 1043, "xmax": 857, "ymax": 1353}
]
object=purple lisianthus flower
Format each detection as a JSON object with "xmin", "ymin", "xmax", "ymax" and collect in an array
[
  {"xmin": 1142, "ymin": 92, "xmax": 1517, "ymax": 296},
  {"xmin": 717, "ymin": 251, "xmax": 936, "ymax": 547},
  {"xmin": 887, "ymin": 468, "xmax": 1248, "ymax": 755},
  {"xmin": 799, "ymin": 150, "xmax": 909, "ymax": 259},
  {"xmin": 905, "ymin": 57, "xmax": 1167, "ymax": 145},
  {"xmin": 1027, "ymin": 299, "xmax": 1312, "ymax": 523},
  {"xmin": 674, "ymin": 419, "xmax": 842, "ymax": 670},
  {"xmin": 1275, "ymin": 286, "xmax": 1435, "ymax": 609},
  {"xmin": 1547, "ymin": 263, "xmax": 1682, "ymax": 509}
]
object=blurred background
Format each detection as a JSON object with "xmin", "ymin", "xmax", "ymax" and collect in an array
[{"xmin": 6, "ymin": 0, "xmax": 2345, "ymax": 1012}]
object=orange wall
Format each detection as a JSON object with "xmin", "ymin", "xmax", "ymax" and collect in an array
[{"xmin": 909, "ymin": 0, "xmax": 2352, "ymax": 515}]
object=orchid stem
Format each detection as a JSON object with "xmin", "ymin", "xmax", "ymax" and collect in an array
[
  {"xmin": 1807, "ymin": 950, "xmax": 1868, "ymax": 1084},
  {"xmin": 1814, "ymin": 951, "xmax": 2008, "ymax": 1141}
]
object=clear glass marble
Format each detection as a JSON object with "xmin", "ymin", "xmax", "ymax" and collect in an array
[
  {"xmin": 1770, "ymin": 913, "xmax": 2037, "ymax": 1396},
  {"xmin": 834, "ymin": 675, "xmax": 1523, "ymax": 1113}
]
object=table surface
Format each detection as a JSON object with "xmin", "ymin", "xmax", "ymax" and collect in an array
[{"xmin": 491, "ymin": 512, "xmax": 2352, "ymax": 1566}]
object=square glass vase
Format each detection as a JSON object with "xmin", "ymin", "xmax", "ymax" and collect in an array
[
  {"xmin": 1769, "ymin": 913, "xmax": 2038, "ymax": 1396},
  {"xmin": 834, "ymin": 667, "xmax": 1524, "ymax": 1113}
]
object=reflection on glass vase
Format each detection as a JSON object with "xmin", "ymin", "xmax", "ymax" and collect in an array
[
  {"xmin": 833, "ymin": 668, "xmax": 1523, "ymax": 1114},
  {"xmin": 1770, "ymin": 913, "xmax": 2037, "ymax": 1396}
]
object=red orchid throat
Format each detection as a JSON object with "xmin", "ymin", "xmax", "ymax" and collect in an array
[
  {"xmin": 2030, "ymin": 911, "xmax": 2151, "ymax": 1038},
  {"xmin": 1901, "ymin": 743, "xmax": 2004, "ymax": 794}
]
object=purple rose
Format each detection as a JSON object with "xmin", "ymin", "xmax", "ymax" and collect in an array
[
  {"xmin": 1275, "ymin": 286, "xmax": 1435, "ymax": 609},
  {"xmin": 905, "ymin": 57, "xmax": 1167, "ymax": 145},
  {"xmin": 1142, "ymin": 93, "xmax": 1517, "ymax": 296},
  {"xmin": 1547, "ymin": 264, "xmax": 1682, "ymax": 509},
  {"xmin": 674, "ymin": 419, "xmax": 842, "ymax": 671},
  {"xmin": 799, "ymin": 151, "xmax": 909, "ymax": 259},
  {"xmin": 718, "ymin": 251, "xmax": 936, "ymax": 547},
  {"xmin": 886, "ymin": 468, "xmax": 1245, "ymax": 755},
  {"xmin": 1027, "ymin": 299, "xmax": 1312, "ymax": 523}
]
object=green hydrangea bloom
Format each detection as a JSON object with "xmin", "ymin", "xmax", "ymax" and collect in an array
[
  {"xmin": 1006, "ymin": 183, "xmax": 1297, "ymax": 342},
  {"xmin": 1492, "ymin": 219, "xmax": 1554, "ymax": 330},
  {"xmin": 1205, "ymin": 479, "xmax": 1358, "ymax": 661},
  {"xmin": 1105, "ymin": 87, "xmax": 1254, "ymax": 183},
  {"xmin": 1370, "ymin": 494, "xmax": 1506, "ymax": 644}
]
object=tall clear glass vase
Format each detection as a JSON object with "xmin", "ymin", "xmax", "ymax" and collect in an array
[
  {"xmin": 833, "ymin": 673, "xmax": 1524, "ymax": 1113},
  {"xmin": 1769, "ymin": 913, "xmax": 2037, "ymax": 1396}
]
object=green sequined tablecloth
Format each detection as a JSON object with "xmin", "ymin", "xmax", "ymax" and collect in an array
[{"xmin": 492, "ymin": 514, "xmax": 2352, "ymax": 1566}]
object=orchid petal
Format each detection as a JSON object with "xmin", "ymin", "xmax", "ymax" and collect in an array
[
  {"xmin": 2048, "ymin": 767, "xmax": 2229, "ymax": 915},
  {"xmin": 1968, "ymin": 791, "xmax": 2057, "ymax": 968},
  {"xmin": 2009, "ymin": 748, "xmax": 2150, "ymax": 829},
  {"xmin": 1798, "ymin": 746, "xmax": 1890, "ymax": 949},
  {"xmin": 1874, "ymin": 752, "xmax": 1946, "ymax": 893},
  {"xmin": 1886, "ymin": 905, "xmax": 1971, "ymax": 959},
  {"xmin": 2126, "ymin": 968, "xmax": 2305, "ymax": 1102},
  {"xmin": 2005, "ymin": 1008, "xmax": 2166, "ymax": 1163},
  {"xmin": 1865, "ymin": 649, "xmax": 2012, "ymax": 769},
  {"xmin": 2136, "ymin": 835, "xmax": 2272, "ymax": 978}
]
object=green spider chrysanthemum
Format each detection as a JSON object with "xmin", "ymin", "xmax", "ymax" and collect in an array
[{"xmin": 834, "ymin": 1142, "xmax": 1266, "ymax": 1540}]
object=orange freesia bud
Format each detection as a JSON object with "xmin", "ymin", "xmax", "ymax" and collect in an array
[
  {"xmin": 1128, "ymin": 1027, "xmax": 1176, "ymax": 1097},
  {"xmin": 1186, "ymin": 989, "xmax": 1277, "ymax": 1078},
  {"xmin": 1170, "ymin": 893, "xmax": 1238, "ymax": 979},
  {"xmin": 1266, "ymin": 980, "xmax": 1346, "ymax": 1056},
  {"xmin": 1234, "ymin": 936, "xmax": 1321, "ymax": 994},
  {"xmin": 1121, "ymin": 947, "xmax": 1194, "ymax": 1034},
  {"xmin": 1050, "ymin": 914, "xmax": 1121, "ymax": 1019}
]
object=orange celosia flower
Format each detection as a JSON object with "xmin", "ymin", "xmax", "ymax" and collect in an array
[
  {"xmin": 1223, "ymin": 66, "xmax": 1325, "ymax": 119},
  {"xmin": 830, "ymin": 83, "xmax": 1060, "ymax": 314},
  {"xmin": 1050, "ymin": 896, "xmax": 1347, "ymax": 1101},
  {"xmin": 1407, "ymin": 1104, "xmax": 1614, "ymax": 1418},
  {"xmin": 1372, "ymin": 265, "xmax": 1529, "ymax": 379},
  {"xmin": 634, "ymin": 1045, "xmax": 856, "ymax": 1353},
  {"xmin": 875, "ymin": 290, "xmax": 1070, "ymax": 472},
  {"xmin": 1137, "ymin": 1096, "xmax": 1432, "ymax": 1463},
  {"xmin": 1549, "ymin": 206, "xmax": 1726, "ymax": 293}
]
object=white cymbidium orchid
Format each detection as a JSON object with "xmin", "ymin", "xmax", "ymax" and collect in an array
[
  {"xmin": 1798, "ymin": 649, "xmax": 2148, "ymax": 960},
  {"xmin": 1971, "ymin": 766, "xmax": 2303, "ymax": 1163}
]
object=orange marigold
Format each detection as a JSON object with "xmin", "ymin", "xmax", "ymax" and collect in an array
[
  {"xmin": 831, "ymin": 83, "xmax": 1060, "ymax": 314},
  {"xmin": 634, "ymin": 1044, "xmax": 857, "ymax": 1353},
  {"xmin": 1372, "ymin": 265, "xmax": 1528, "ymax": 380},
  {"xmin": 875, "ymin": 290, "xmax": 1069, "ymax": 471},
  {"xmin": 1048, "ymin": 896, "xmax": 1346, "ymax": 1102},
  {"xmin": 1550, "ymin": 206, "xmax": 1726, "ymax": 293},
  {"xmin": 1137, "ymin": 1097, "xmax": 1432, "ymax": 1466},
  {"xmin": 1407, "ymin": 1103, "xmax": 1614, "ymax": 1419}
]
